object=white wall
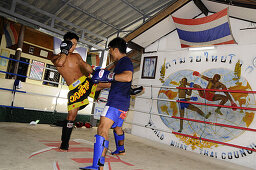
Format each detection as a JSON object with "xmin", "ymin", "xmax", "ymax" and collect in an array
[{"xmin": 132, "ymin": 15, "xmax": 256, "ymax": 168}]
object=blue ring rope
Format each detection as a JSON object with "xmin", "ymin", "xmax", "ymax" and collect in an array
[
  {"xmin": 0, "ymin": 55, "xmax": 30, "ymax": 65},
  {"xmin": 0, "ymin": 70, "xmax": 61, "ymax": 85},
  {"xmin": 0, "ymin": 55, "xmax": 58, "ymax": 72},
  {"xmin": 0, "ymin": 105, "xmax": 24, "ymax": 109},
  {"xmin": 0, "ymin": 87, "xmax": 26, "ymax": 93},
  {"xmin": 0, "ymin": 70, "xmax": 27, "ymax": 78}
]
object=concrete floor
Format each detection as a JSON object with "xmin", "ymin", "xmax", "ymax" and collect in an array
[{"xmin": 0, "ymin": 122, "xmax": 252, "ymax": 170}]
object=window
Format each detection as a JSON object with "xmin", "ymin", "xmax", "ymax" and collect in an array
[
  {"xmin": 29, "ymin": 60, "xmax": 45, "ymax": 80},
  {"xmin": 6, "ymin": 55, "xmax": 30, "ymax": 82},
  {"xmin": 43, "ymin": 64, "xmax": 60, "ymax": 87}
]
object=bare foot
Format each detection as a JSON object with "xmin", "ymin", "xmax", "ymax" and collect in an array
[
  {"xmin": 59, "ymin": 148, "xmax": 68, "ymax": 152},
  {"xmin": 112, "ymin": 152, "xmax": 126, "ymax": 156}
]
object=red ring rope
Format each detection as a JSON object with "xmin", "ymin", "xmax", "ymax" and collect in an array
[
  {"xmin": 172, "ymin": 131, "xmax": 256, "ymax": 152},
  {"xmin": 177, "ymin": 100, "xmax": 256, "ymax": 111},
  {"xmin": 177, "ymin": 86, "xmax": 256, "ymax": 94},
  {"xmin": 171, "ymin": 116, "xmax": 256, "ymax": 132}
]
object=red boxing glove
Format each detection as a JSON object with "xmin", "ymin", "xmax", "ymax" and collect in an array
[
  {"xmin": 193, "ymin": 71, "xmax": 200, "ymax": 77},
  {"xmin": 75, "ymin": 122, "xmax": 84, "ymax": 128},
  {"xmin": 84, "ymin": 122, "xmax": 92, "ymax": 128}
]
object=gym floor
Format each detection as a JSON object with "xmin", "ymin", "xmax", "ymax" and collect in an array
[{"xmin": 0, "ymin": 122, "xmax": 251, "ymax": 170}]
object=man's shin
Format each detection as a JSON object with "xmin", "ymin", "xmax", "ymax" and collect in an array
[
  {"xmin": 79, "ymin": 135, "xmax": 109, "ymax": 169},
  {"xmin": 60, "ymin": 120, "xmax": 74, "ymax": 150},
  {"xmin": 111, "ymin": 130, "xmax": 125, "ymax": 155}
]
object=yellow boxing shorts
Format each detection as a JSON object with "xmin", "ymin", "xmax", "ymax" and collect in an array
[{"xmin": 67, "ymin": 76, "xmax": 97, "ymax": 111}]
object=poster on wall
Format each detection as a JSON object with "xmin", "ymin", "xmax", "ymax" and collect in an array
[
  {"xmin": 141, "ymin": 56, "xmax": 157, "ymax": 79},
  {"xmin": 29, "ymin": 60, "xmax": 45, "ymax": 80}
]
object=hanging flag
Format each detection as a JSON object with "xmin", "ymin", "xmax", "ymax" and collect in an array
[
  {"xmin": 4, "ymin": 22, "xmax": 18, "ymax": 47},
  {"xmin": 172, "ymin": 8, "xmax": 236, "ymax": 48}
]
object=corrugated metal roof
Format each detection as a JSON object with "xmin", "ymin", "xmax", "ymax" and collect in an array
[{"xmin": 0, "ymin": 0, "xmax": 175, "ymax": 49}]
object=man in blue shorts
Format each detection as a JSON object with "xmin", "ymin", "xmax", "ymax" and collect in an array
[{"xmin": 80, "ymin": 37, "xmax": 133, "ymax": 170}]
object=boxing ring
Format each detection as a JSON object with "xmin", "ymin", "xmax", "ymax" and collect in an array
[{"xmin": 0, "ymin": 55, "xmax": 255, "ymax": 169}]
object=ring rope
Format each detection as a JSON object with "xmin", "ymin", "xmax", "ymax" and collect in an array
[
  {"xmin": 199, "ymin": 88, "xmax": 208, "ymax": 140},
  {"xmin": 0, "ymin": 70, "xmax": 62, "ymax": 85},
  {"xmin": 147, "ymin": 84, "xmax": 154, "ymax": 125},
  {"xmin": 0, "ymin": 105, "xmax": 24, "ymax": 109},
  {"xmin": 0, "ymin": 87, "xmax": 67, "ymax": 99},
  {"xmin": 133, "ymin": 83, "xmax": 256, "ymax": 94},
  {"xmin": 1, "ymin": 55, "xmax": 255, "ymax": 94},
  {"xmin": 1, "ymin": 55, "xmax": 255, "ymax": 93},
  {"xmin": 135, "ymin": 96, "xmax": 256, "ymax": 111},
  {"xmin": 179, "ymin": 100, "xmax": 256, "ymax": 111},
  {"xmin": 129, "ymin": 108, "xmax": 256, "ymax": 132},
  {"xmin": 124, "ymin": 121, "xmax": 256, "ymax": 152},
  {"xmin": 0, "ymin": 55, "xmax": 57, "ymax": 72},
  {"xmin": 1, "ymin": 85, "xmax": 255, "ymax": 132},
  {"xmin": 1, "ymin": 101, "xmax": 255, "ymax": 133},
  {"xmin": 1, "ymin": 85, "xmax": 256, "ymax": 118},
  {"xmin": 177, "ymin": 86, "xmax": 256, "ymax": 94},
  {"xmin": 0, "ymin": 104, "xmax": 94, "ymax": 116}
]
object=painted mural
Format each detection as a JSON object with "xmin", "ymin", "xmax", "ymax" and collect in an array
[
  {"xmin": 134, "ymin": 46, "xmax": 256, "ymax": 168},
  {"xmin": 158, "ymin": 67, "xmax": 254, "ymax": 144}
]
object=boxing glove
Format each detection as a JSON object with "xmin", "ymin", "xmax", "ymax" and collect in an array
[
  {"xmin": 190, "ymin": 97, "xmax": 198, "ymax": 101},
  {"xmin": 130, "ymin": 86, "xmax": 143, "ymax": 95},
  {"xmin": 60, "ymin": 40, "xmax": 73, "ymax": 55},
  {"xmin": 91, "ymin": 66, "xmax": 102, "ymax": 77},
  {"xmin": 193, "ymin": 71, "xmax": 200, "ymax": 77},
  {"xmin": 84, "ymin": 122, "xmax": 92, "ymax": 128},
  {"xmin": 92, "ymin": 69, "xmax": 115, "ymax": 83},
  {"xmin": 91, "ymin": 65, "xmax": 102, "ymax": 70}
]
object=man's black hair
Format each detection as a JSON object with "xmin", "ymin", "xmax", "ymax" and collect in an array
[
  {"xmin": 108, "ymin": 37, "xmax": 127, "ymax": 54},
  {"xmin": 63, "ymin": 32, "xmax": 79, "ymax": 41}
]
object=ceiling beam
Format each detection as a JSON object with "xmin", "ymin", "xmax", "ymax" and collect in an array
[
  {"xmin": 0, "ymin": 6, "xmax": 104, "ymax": 50},
  {"xmin": 44, "ymin": 0, "xmax": 72, "ymax": 24},
  {"xmin": 193, "ymin": 0, "xmax": 209, "ymax": 16},
  {"xmin": 10, "ymin": 0, "xmax": 17, "ymax": 13},
  {"xmin": 123, "ymin": 0, "xmax": 191, "ymax": 42},
  {"xmin": 120, "ymin": 0, "xmax": 148, "ymax": 18},
  {"xmin": 101, "ymin": 0, "xmax": 174, "ymax": 42},
  {"xmin": 127, "ymin": 41, "xmax": 144, "ymax": 52},
  {"xmin": 16, "ymin": 0, "xmax": 107, "ymax": 41},
  {"xmin": 207, "ymin": 0, "xmax": 256, "ymax": 9},
  {"xmin": 63, "ymin": 0, "xmax": 120, "ymax": 30}
]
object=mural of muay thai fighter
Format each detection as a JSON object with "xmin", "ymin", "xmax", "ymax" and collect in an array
[
  {"xmin": 192, "ymin": 71, "xmax": 238, "ymax": 115},
  {"xmin": 177, "ymin": 78, "xmax": 211, "ymax": 132}
]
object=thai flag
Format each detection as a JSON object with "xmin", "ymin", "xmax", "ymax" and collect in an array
[
  {"xmin": 4, "ymin": 22, "xmax": 18, "ymax": 47},
  {"xmin": 172, "ymin": 8, "xmax": 236, "ymax": 48}
]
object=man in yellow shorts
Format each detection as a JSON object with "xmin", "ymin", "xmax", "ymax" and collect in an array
[{"xmin": 50, "ymin": 32, "xmax": 110, "ymax": 151}]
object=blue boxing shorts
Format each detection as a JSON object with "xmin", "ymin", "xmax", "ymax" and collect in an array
[{"xmin": 101, "ymin": 106, "xmax": 127, "ymax": 128}]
